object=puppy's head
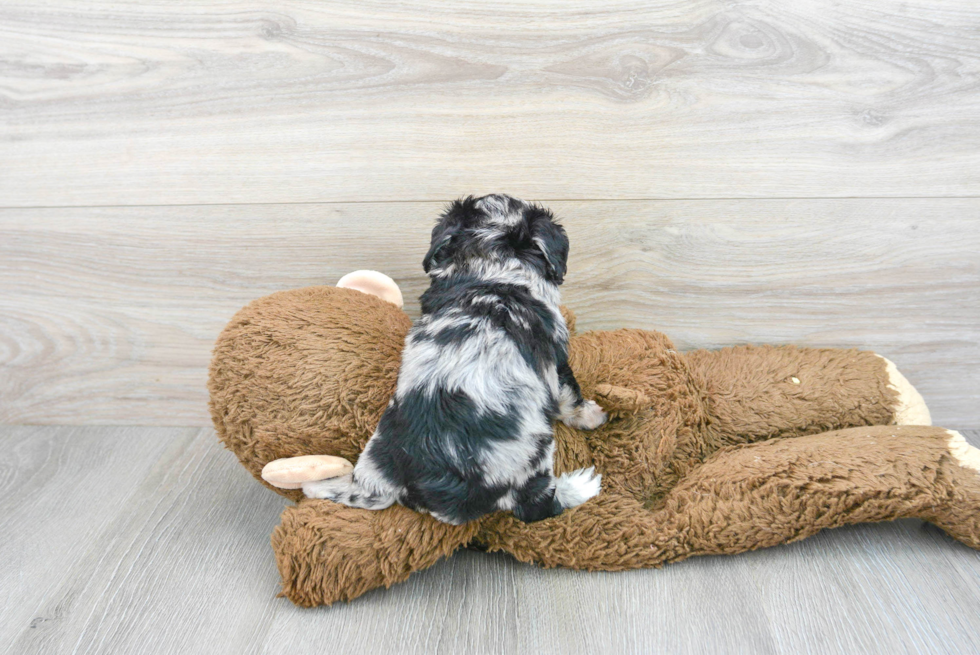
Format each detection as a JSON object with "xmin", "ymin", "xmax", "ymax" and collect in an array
[{"xmin": 423, "ymin": 194, "xmax": 569, "ymax": 284}]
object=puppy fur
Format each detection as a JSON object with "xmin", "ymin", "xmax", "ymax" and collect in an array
[{"xmin": 304, "ymin": 194, "xmax": 606, "ymax": 524}]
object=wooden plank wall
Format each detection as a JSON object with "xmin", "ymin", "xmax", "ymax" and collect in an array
[
  {"xmin": 1, "ymin": 1, "xmax": 978, "ymax": 427},
  {"xmin": 3, "ymin": 1, "xmax": 980, "ymax": 204}
]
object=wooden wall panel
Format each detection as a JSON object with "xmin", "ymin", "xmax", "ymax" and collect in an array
[
  {"xmin": 1, "ymin": 0, "xmax": 979, "ymax": 206},
  {"xmin": 1, "ymin": 199, "xmax": 976, "ymax": 426}
]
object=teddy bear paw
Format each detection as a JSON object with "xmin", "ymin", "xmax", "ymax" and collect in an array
[
  {"xmin": 261, "ymin": 455, "xmax": 354, "ymax": 490},
  {"xmin": 948, "ymin": 430, "xmax": 980, "ymax": 474},
  {"xmin": 877, "ymin": 355, "xmax": 931, "ymax": 426}
]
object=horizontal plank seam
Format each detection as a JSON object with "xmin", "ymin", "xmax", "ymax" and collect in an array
[{"xmin": 3, "ymin": 196, "xmax": 980, "ymax": 210}]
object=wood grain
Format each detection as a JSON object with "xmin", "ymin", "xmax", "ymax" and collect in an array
[
  {"xmin": 2, "ymin": 0, "xmax": 980, "ymax": 206},
  {"xmin": 0, "ymin": 426, "xmax": 186, "ymax": 646},
  {"xmin": 3, "ymin": 426, "xmax": 287, "ymax": 655},
  {"xmin": 2, "ymin": 427, "xmax": 980, "ymax": 654},
  {"xmin": 1, "ymin": 199, "xmax": 976, "ymax": 426}
]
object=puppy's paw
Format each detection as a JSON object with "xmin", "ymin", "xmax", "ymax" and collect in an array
[
  {"xmin": 555, "ymin": 466, "xmax": 602, "ymax": 509},
  {"xmin": 301, "ymin": 473, "xmax": 352, "ymax": 500},
  {"xmin": 564, "ymin": 399, "xmax": 608, "ymax": 430}
]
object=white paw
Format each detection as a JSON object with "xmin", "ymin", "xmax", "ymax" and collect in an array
[
  {"xmin": 554, "ymin": 466, "xmax": 602, "ymax": 509},
  {"xmin": 565, "ymin": 400, "xmax": 608, "ymax": 430},
  {"xmin": 877, "ymin": 355, "xmax": 931, "ymax": 426},
  {"xmin": 301, "ymin": 473, "xmax": 352, "ymax": 499}
]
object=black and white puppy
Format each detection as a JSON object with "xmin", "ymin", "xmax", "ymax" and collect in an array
[{"xmin": 303, "ymin": 194, "xmax": 606, "ymax": 524}]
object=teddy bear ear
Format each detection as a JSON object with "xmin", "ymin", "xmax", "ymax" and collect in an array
[{"xmin": 336, "ymin": 270, "xmax": 404, "ymax": 308}]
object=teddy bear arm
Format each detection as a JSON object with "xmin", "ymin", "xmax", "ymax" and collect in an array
[
  {"xmin": 684, "ymin": 345, "xmax": 920, "ymax": 448},
  {"xmin": 273, "ymin": 500, "xmax": 481, "ymax": 606}
]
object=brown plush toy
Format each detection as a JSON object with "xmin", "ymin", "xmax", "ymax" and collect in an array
[{"xmin": 208, "ymin": 271, "xmax": 980, "ymax": 607}]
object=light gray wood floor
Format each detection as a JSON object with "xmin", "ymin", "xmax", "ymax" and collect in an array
[{"xmin": 4, "ymin": 426, "xmax": 980, "ymax": 655}]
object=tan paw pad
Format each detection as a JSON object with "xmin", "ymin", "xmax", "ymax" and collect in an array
[
  {"xmin": 261, "ymin": 455, "xmax": 354, "ymax": 489},
  {"xmin": 948, "ymin": 430, "xmax": 980, "ymax": 473},
  {"xmin": 877, "ymin": 355, "xmax": 931, "ymax": 426}
]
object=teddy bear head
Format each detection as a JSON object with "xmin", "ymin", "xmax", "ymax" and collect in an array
[{"xmin": 209, "ymin": 283, "xmax": 412, "ymax": 499}]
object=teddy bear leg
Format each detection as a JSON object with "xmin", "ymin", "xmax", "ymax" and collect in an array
[
  {"xmin": 685, "ymin": 345, "xmax": 919, "ymax": 448},
  {"xmin": 658, "ymin": 425, "xmax": 980, "ymax": 555},
  {"xmin": 478, "ymin": 427, "xmax": 980, "ymax": 572},
  {"xmin": 272, "ymin": 500, "xmax": 481, "ymax": 606}
]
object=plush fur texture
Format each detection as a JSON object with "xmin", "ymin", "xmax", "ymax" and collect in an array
[
  {"xmin": 208, "ymin": 286, "xmax": 980, "ymax": 607},
  {"xmin": 301, "ymin": 195, "xmax": 604, "ymax": 524}
]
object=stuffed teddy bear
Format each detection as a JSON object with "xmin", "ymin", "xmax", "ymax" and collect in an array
[{"xmin": 208, "ymin": 271, "xmax": 980, "ymax": 607}]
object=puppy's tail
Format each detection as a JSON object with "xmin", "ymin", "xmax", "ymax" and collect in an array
[{"xmin": 302, "ymin": 473, "xmax": 396, "ymax": 511}]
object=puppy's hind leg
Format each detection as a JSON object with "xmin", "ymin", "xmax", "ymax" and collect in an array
[
  {"xmin": 302, "ymin": 472, "xmax": 396, "ymax": 511},
  {"xmin": 555, "ymin": 466, "xmax": 602, "ymax": 508},
  {"xmin": 511, "ymin": 468, "xmax": 602, "ymax": 523}
]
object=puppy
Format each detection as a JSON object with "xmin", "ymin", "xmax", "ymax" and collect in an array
[{"xmin": 303, "ymin": 194, "xmax": 606, "ymax": 524}]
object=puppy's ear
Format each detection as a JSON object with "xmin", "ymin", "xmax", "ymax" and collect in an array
[
  {"xmin": 423, "ymin": 232, "xmax": 453, "ymax": 273},
  {"xmin": 424, "ymin": 197, "xmax": 473, "ymax": 273},
  {"xmin": 528, "ymin": 207, "xmax": 569, "ymax": 284}
]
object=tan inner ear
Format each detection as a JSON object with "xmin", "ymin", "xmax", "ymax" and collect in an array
[{"xmin": 336, "ymin": 270, "xmax": 404, "ymax": 308}]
